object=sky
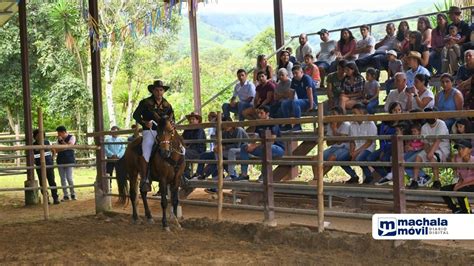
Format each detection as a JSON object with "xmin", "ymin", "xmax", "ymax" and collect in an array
[{"xmin": 196, "ymin": 0, "xmax": 433, "ymax": 15}]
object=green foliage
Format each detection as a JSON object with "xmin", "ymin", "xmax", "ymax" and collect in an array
[{"xmin": 243, "ymin": 27, "xmax": 276, "ymax": 62}]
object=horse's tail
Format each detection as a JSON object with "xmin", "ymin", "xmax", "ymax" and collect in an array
[{"xmin": 115, "ymin": 157, "xmax": 129, "ymax": 205}]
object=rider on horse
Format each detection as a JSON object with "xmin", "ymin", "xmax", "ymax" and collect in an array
[{"xmin": 132, "ymin": 80, "xmax": 175, "ymax": 191}]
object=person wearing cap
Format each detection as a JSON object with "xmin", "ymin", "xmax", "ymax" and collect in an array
[
  {"xmin": 384, "ymin": 72, "xmax": 413, "ymax": 112},
  {"xmin": 55, "ymin": 125, "xmax": 77, "ymax": 201},
  {"xmin": 271, "ymin": 68, "xmax": 294, "ymax": 118},
  {"xmin": 315, "ymin": 28, "xmax": 337, "ymax": 86},
  {"xmin": 447, "ymin": 6, "xmax": 471, "ymax": 46},
  {"xmin": 104, "ymin": 126, "xmax": 126, "ymax": 187},
  {"xmin": 440, "ymin": 139, "xmax": 474, "ymax": 213},
  {"xmin": 33, "ymin": 129, "xmax": 60, "ymax": 205},
  {"xmin": 182, "ymin": 112, "xmax": 206, "ymax": 179},
  {"xmin": 405, "ymin": 51, "xmax": 431, "ymax": 89},
  {"xmin": 344, "ymin": 103, "xmax": 378, "ymax": 184},
  {"xmin": 222, "ymin": 69, "xmax": 256, "ymax": 121},
  {"xmin": 406, "ymin": 108, "xmax": 450, "ymax": 189},
  {"xmin": 357, "ymin": 23, "xmax": 397, "ymax": 71},
  {"xmin": 296, "ymin": 33, "xmax": 313, "ymax": 64},
  {"xmin": 132, "ymin": 80, "xmax": 174, "ymax": 190},
  {"xmin": 384, "ymin": 49, "xmax": 403, "ymax": 96}
]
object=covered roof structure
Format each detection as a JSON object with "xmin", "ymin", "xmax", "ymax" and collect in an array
[{"xmin": 0, "ymin": 0, "xmax": 17, "ymax": 27}]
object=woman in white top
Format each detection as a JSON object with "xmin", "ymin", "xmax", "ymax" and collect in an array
[{"xmin": 411, "ymin": 73, "xmax": 434, "ymax": 110}]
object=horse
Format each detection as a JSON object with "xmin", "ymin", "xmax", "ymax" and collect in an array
[{"xmin": 116, "ymin": 117, "xmax": 186, "ymax": 231}]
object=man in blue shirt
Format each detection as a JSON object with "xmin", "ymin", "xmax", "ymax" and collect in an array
[
  {"xmin": 405, "ymin": 51, "xmax": 430, "ymax": 89},
  {"xmin": 222, "ymin": 69, "xmax": 256, "ymax": 121},
  {"xmin": 281, "ymin": 65, "xmax": 317, "ymax": 131},
  {"xmin": 105, "ymin": 126, "xmax": 126, "ymax": 186}
]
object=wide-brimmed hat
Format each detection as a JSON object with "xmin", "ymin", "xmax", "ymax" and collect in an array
[
  {"xmin": 185, "ymin": 112, "xmax": 202, "ymax": 123},
  {"xmin": 148, "ymin": 80, "xmax": 170, "ymax": 93},
  {"xmin": 406, "ymin": 51, "xmax": 422, "ymax": 64},
  {"xmin": 448, "ymin": 6, "xmax": 461, "ymax": 14}
]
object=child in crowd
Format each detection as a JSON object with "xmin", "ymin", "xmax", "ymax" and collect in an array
[
  {"xmin": 442, "ymin": 25, "xmax": 462, "ymax": 74},
  {"xmin": 405, "ymin": 123, "xmax": 424, "ymax": 159},
  {"xmin": 440, "ymin": 139, "xmax": 474, "ymax": 213},
  {"xmin": 385, "ymin": 50, "xmax": 403, "ymax": 97},
  {"xmin": 362, "ymin": 68, "xmax": 380, "ymax": 114}
]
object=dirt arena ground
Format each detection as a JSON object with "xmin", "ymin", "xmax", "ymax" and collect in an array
[{"xmin": 1, "ymin": 191, "xmax": 474, "ymax": 265}]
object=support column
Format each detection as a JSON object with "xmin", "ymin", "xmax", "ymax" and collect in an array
[
  {"xmin": 189, "ymin": 0, "xmax": 202, "ymax": 114},
  {"xmin": 19, "ymin": 0, "xmax": 38, "ymax": 205},
  {"xmin": 273, "ymin": 0, "xmax": 284, "ymax": 51},
  {"xmin": 89, "ymin": 0, "xmax": 110, "ymax": 213}
]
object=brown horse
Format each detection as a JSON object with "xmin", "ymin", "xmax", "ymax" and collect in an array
[{"xmin": 116, "ymin": 118, "xmax": 186, "ymax": 230}]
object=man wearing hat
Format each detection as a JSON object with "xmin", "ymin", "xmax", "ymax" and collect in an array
[
  {"xmin": 405, "ymin": 51, "xmax": 430, "ymax": 89},
  {"xmin": 182, "ymin": 112, "xmax": 206, "ymax": 179},
  {"xmin": 447, "ymin": 6, "xmax": 471, "ymax": 46},
  {"xmin": 440, "ymin": 139, "xmax": 474, "ymax": 213},
  {"xmin": 132, "ymin": 80, "xmax": 174, "ymax": 190}
]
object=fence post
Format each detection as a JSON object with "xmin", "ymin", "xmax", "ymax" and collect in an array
[
  {"xmin": 38, "ymin": 108, "xmax": 49, "ymax": 220},
  {"xmin": 317, "ymin": 103, "xmax": 325, "ymax": 232},
  {"xmin": 391, "ymin": 135, "xmax": 406, "ymax": 213},
  {"xmin": 216, "ymin": 112, "xmax": 224, "ymax": 221},
  {"xmin": 262, "ymin": 129, "xmax": 276, "ymax": 227}
]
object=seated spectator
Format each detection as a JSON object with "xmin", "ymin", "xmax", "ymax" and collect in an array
[
  {"xmin": 182, "ymin": 112, "xmax": 206, "ymax": 179},
  {"xmin": 239, "ymin": 105, "xmax": 285, "ymax": 181},
  {"xmin": 435, "ymin": 73, "xmax": 464, "ymax": 130},
  {"xmin": 281, "ymin": 65, "xmax": 317, "ymax": 131},
  {"xmin": 339, "ymin": 62, "xmax": 365, "ymax": 113},
  {"xmin": 417, "ymin": 16, "xmax": 433, "ymax": 48},
  {"xmin": 384, "ymin": 50, "xmax": 403, "ymax": 96},
  {"xmin": 33, "ymin": 129, "xmax": 60, "ymax": 205},
  {"xmin": 326, "ymin": 59, "xmax": 346, "ymax": 109},
  {"xmin": 402, "ymin": 31, "xmax": 430, "ymax": 67},
  {"xmin": 276, "ymin": 50, "xmax": 294, "ymax": 80},
  {"xmin": 456, "ymin": 50, "xmax": 474, "ymax": 92},
  {"xmin": 405, "ymin": 51, "xmax": 431, "ymax": 89},
  {"xmin": 430, "ymin": 13, "xmax": 449, "ymax": 74},
  {"xmin": 344, "ymin": 104, "xmax": 377, "ymax": 184},
  {"xmin": 452, "ymin": 119, "xmax": 474, "ymax": 156},
  {"xmin": 296, "ymin": 33, "xmax": 313, "ymax": 64},
  {"xmin": 442, "ymin": 24, "xmax": 462, "ymax": 74},
  {"xmin": 394, "ymin": 21, "xmax": 411, "ymax": 56},
  {"xmin": 243, "ymin": 71, "xmax": 276, "ymax": 120},
  {"xmin": 192, "ymin": 117, "xmax": 248, "ymax": 181},
  {"xmin": 329, "ymin": 28, "xmax": 357, "ymax": 72},
  {"xmin": 407, "ymin": 108, "xmax": 450, "ymax": 189},
  {"xmin": 222, "ymin": 69, "xmax": 256, "ymax": 121},
  {"xmin": 411, "ymin": 74, "xmax": 435, "ymax": 110},
  {"xmin": 447, "ymin": 6, "xmax": 471, "ymax": 46},
  {"xmin": 315, "ymin": 106, "xmax": 351, "ymax": 177},
  {"xmin": 253, "ymin": 54, "xmax": 273, "ymax": 85},
  {"xmin": 354, "ymin": 25, "xmax": 375, "ymax": 62},
  {"xmin": 367, "ymin": 102, "xmax": 398, "ymax": 182},
  {"xmin": 271, "ymin": 68, "xmax": 294, "ymax": 118},
  {"xmin": 461, "ymin": 22, "xmax": 474, "ymax": 55},
  {"xmin": 286, "ymin": 47, "xmax": 297, "ymax": 65},
  {"xmin": 357, "ymin": 23, "xmax": 397, "ymax": 71},
  {"xmin": 304, "ymin": 54, "xmax": 321, "ymax": 87},
  {"xmin": 385, "ymin": 72, "xmax": 412, "ymax": 112},
  {"xmin": 440, "ymin": 139, "xmax": 474, "ymax": 213},
  {"xmin": 127, "ymin": 124, "xmax": 138, "ymax": 142},
  {"xmin": 315, "ymin": 29, "xmax": 337, "ymax": 86},
  {"xmin": 362, "ymin": 68, "xmax": 380, "ymax": 114}
]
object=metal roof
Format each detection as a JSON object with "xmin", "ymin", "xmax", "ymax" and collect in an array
[{"xmin": 0, "ymin": 0, "xmax": 18, "ymax": 27}]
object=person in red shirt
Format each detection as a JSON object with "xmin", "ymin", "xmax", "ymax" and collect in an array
[{"xmin": 440, "ymin": 139, "xmax": 474, "ymax": 213}]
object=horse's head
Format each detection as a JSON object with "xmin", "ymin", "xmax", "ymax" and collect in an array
[{"xmin": 157, "ymin": 116, "xmax": 175, "ymax": 159}]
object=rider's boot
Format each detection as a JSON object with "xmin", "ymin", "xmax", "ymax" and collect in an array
[{"xmin": 140, "ymin": 162, "xmax": 152, "ymax": 192}]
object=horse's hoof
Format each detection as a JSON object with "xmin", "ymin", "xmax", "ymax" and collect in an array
[
  {"xmin": 163, "ymin": 226, "xmax": 171, "ymax": 232},
  {"xmin": 131, "ymin": 219, "xmax": 140, "ymax": 225},
  {"xmin": 147, "ymin": 218, "xmax": 155, "ymax": 224}
]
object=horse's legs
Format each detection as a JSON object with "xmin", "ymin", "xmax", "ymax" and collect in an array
[
  {"xmin": 140, "ymin": 188, "xmax": 154, "ymax": 224},
  {"xmin": 170, "ymin": 184, "xmax": 182, "ymax": 229},
  {"xmin": 130, "ymin": 178, "xmax": 139, "ymax": 223},
  {"xmin": 160, "ymin": 181, "xmax": 170, "ymax": 231}
]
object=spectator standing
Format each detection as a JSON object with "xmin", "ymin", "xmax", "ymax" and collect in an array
[
  {"xmin": 55, "ymin": 125, "xmax": 76, "ymax": 201},
  {"xmin": 33, "ymin": 129, "xmax": 60, "ymax": 205},
  {"xmin": 222, "ymin": 69, "xmax": 256, "ymax": 121},
  {"xmin": 182, "ymin": 112, "xmax": 206, "ymax": 179},
  {"xmin": 296, "ymin": 33, "xmax": 313, "ymax": 64},
  {"xmin": 105, "ymin": 126, "xmax": 125, "ymax": 187}
]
